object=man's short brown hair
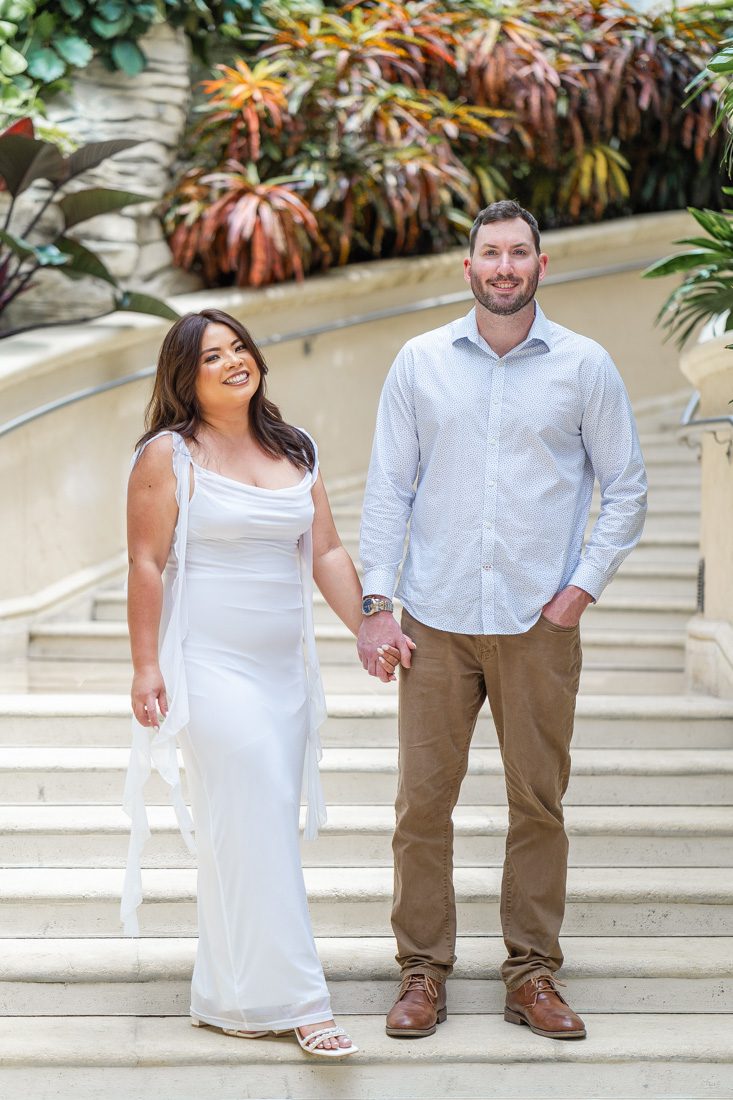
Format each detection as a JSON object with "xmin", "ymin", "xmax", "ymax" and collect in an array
[{"xmin": 469, "ymin": 200, "xmax": 541, "ymax": 255}]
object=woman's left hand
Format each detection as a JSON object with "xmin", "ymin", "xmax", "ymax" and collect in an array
[{"xmin": 377, "ymin": 644, "xmax": 402, "ymax": 681}]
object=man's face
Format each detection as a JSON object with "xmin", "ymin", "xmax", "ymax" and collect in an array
[{"xmin": 464, "ymin": 218, "xmax": 548, "ymax": 316}]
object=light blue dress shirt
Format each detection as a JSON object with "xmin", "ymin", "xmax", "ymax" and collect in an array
[{"xmin": 360, "ymin": 303, "xmax": 648, "ymax": 635}]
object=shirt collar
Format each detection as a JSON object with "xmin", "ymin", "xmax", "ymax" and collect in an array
[{"xmin": 452, "ymin": 302, "xmax": 553, "ymax": 356}]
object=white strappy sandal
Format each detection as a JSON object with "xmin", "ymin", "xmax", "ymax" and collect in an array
[
  {"xmin": 191, "ymin": 1016, "xmax": 270, "ymax": 1039},
  {"xmin": 295, "ymin": 1024, "xmax": 359, "ymax": 1058}
]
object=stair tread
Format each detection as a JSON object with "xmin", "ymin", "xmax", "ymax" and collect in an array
[
  {"xmin": 0, "ymin": 1013, "xmax": 730, "ymax": 1066},
  {"xmin": 1, "ymin": 803, "xmax": 731, "ymax": 837},
  {"xmin": 3, "ymin": 936, "xmax": 732, "ymax": 980},
  {"xmin": 2, "ymin": 866, "xmax": 731, "ymax": 902},
  {"xmin": 0, "ymin": 745, "xmax": 728, "ymax": 774},
  {"xmin": 0, "ymin": 692, "xmax": 730, "ymax": 719}
]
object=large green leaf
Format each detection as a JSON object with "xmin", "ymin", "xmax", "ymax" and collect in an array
[
  {"xmin": 59, "ymin": 187, "xmax": 150, "ymax": 229},
  {"xmin": 689, "ymin": 207, "xmax": 733, "ymax": 242},
  {"xmin": 115, "ymin": 290, "xmax": 179, "ymax": 321},
  {"xmin": 54, "ymin": 236, "xmax": 118, "ymax": 285},
  {"xmin": 60, "ymin": 0, "xmax": 84, "ymax": 16},
  {"xmin": 0, "ymin": 42, "xmax": 27, "ymax": 76},
  {"xmin": 0, "ymin": 231, "xmax": 69, "ymax": 266},
  {"xmin": 643, "ymin": 252, "xmax": 722, "ymax": 279},
  {"xmin": 54, "ymin": 35, "xmax": 94, "ymax": 67},
  {"xmin": 0, "ymin": 134, "xmax": 65, "ymax": 196},
  {"xmin": 110, "ymin": 40, "xmax": 146, "ymax": 75},
  {"xmin": 0, "ymin": 227, "xmax": 34, "ymax": 260},
  {"xmin": 90, "ymin": 14, "xmax": 133, "ymax": 38},
  {"xmin": 65, "ymin": 139, "xmax": 140, "ymax": 180},
  {"xmin": 26, "ymin": 46, "xmax": 66, "ymax": 83}
]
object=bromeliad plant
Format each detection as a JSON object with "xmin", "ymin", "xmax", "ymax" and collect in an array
[
  {"xmin": 165, "ymin": 2, "xmax": 512, "ymax": 285},
  {"xmin": 164, "ymin": 0, "xmax": 732, "ymax": 290},
  {"xmin": 0, "ymin": 120, "xmax": 178, "ymax": 338}
]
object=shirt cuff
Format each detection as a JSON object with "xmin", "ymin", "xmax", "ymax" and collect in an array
[
  {"xmin": 567, "ymin": 559, "xmax": 608, "ymax": 603},
  {"xmin": 361, "ymin": 568, "xmax": 398, "ymax": 601}
]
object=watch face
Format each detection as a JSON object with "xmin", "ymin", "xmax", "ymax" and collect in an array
[{"xmin": 362, "ymin": 598, "xmax": 374, "ymax": 614}]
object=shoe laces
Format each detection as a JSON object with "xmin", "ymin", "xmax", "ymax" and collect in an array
[
  {"xmin": 399, "ymin": 973, "xmax": 439, "ymax": 1003},
  {"xmin": 528, "ymin": 975, "xmax": 568, "ymax": 1007}
]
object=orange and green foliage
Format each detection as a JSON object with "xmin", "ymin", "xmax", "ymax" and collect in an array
[{"xmin": 165, "ymin": 0, "xmax": 731, "ymax": 288}]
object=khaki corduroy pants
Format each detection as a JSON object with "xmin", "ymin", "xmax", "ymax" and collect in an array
[{"xmin": 392, "ymin": 607, "xmax": 582, "ymax": 992}]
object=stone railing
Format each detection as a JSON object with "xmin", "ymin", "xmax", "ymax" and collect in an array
[{"xmin": 680, "ymin": 335, "xmax": 733, "ymax": 697}]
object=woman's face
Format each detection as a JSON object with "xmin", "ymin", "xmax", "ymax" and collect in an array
[{"xmin": 195, "ymin": 322, "xmax": 261, "ymax": 416}]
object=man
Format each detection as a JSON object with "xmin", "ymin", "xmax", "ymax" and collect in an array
[{"xmin": 357, "ymin": 200, "xmax": 647, "ymax": 1042}]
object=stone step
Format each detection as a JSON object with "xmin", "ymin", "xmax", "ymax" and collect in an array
[
  {"xmin": 22, "ymin": 656, "xmax": 688, "ymax": 695},
  {"xmin": 1, "ymin": 746, "xmax": 728, "ymax": 806},
  {"xmin": 2, "ymin": 936, "xmax": 731, "ymax": 1017},
  {"xmin": 0, "ymin": 1014, "xmax": 730, "ymax": 1100},
  {"xmin": 1, "ymin": 867, "xmax": 729, "ymax": 937},
  {"xmin": 2, "ymin": 804, "xmax": 730, "ymax": 869},
  {"xmin": 1, "ymin": 692, "xmax": 729, "ymax": 749},
  {"xmin": 27, "ymin": 620, "xmax": 687, "ymax": 668}
]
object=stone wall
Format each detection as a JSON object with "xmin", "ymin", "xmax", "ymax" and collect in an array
[{"xmin": 3, "ymin": 22, "xmax": 199, "ymax": 330}]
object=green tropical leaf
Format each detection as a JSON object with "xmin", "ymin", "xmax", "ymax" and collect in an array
[
  {"xmin": 0, "ymin": 42, "xmax": 27, "ymax": 76},
  {"xmin": 688, "ymin": 207, "xmax": 733, "ymax": 242},
  {"xmin": 26, "ymin": 46, "xmax": 66, "ymax": 83},
  {"xmin": 65, "ymin": 139, "xmax": 140, "ymax": 180},
  {"xmin": 0, "ymin": 134, "xmax": 65, "ymax": 196},
  {"xmin": 59, "ymin": 187, "xmax": 150, "ymax": 229},
  {"xmin": 60, "ymin": 0, "xmax": 84, "ymax": 16},
  {"xmin": 0, "ymin": 227, "xmax": 34, "ymax": 259},
  {"xmin": 33, "ymin": 243, "xmax": 71, "ymax": 266},
  {"xmin": 90, "ymin": 14, "xmax": 133, "ymax": 39},
  {"xmin": 54, "ymin": 235, "xmax": 118, "ymax": 284},
  {"xmin": 54, "ymin": 35, "xmax": 95, "ymax": 67},
  {"xmin": 0, "ymin": 231, "xmax": 70, "ymax": 267},
  {"xmin": 110, "ymin": 40, "xmax": 146, "ymax": 75},
  {"xmin": 115, "ymin": 290, "xmax": 179, "ymax": 321},
  {"xmin": 643, "ymin": 252, "xmax": 717, "ymax": 278}
]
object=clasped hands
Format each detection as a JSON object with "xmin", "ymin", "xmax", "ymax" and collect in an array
[{"xmin": 357, "ymin": 612, "xmax": 416, "ymax": 683}]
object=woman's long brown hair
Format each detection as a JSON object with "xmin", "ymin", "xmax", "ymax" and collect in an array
[{"xmin": 137, "ymin": 308, "xmax": 315, "ymax": 471}]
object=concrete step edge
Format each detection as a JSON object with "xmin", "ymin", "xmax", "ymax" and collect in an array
[
  {"xmin": 1, "ymin": 866, "xmax": 730, "ymax": 903},
  {"xmin": 0, "ymin": 1014, "xmax": 730, "ymax": 1066},
  {"xmin": 3, "ymin": 936, "xmax": 732, "ymax": 982},
  {"xmin": 2, "ymin": 803, "xmax": 732, "ymax": 837},
  {"xmin": 0, "ymin": 746, "xmax": 729, "ymax": 775}
]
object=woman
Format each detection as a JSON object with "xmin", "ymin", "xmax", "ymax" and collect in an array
[{"xmin": 119, "ymin": 308, "xmax": 405, "ymax": 1057}]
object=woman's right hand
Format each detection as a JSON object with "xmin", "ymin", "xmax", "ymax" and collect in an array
[{"xmin": 132, "ymin": 666, "xmax": 169, "ymax": 730}]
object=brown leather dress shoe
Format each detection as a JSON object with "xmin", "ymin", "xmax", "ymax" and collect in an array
[
  {"xmin": 504, "ymin": 975, "xmax": 586, "ymax": 1040},
  {"xmin": 385, "ymin": 973, "xmax": 447, "ymax": 1038}
]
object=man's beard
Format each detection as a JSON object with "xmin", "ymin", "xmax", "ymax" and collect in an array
[{"xmin": 470, "ymin": 266, "xmax": 540, "ymax": 316}]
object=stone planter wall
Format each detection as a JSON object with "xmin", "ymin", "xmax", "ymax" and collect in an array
[
  {"xmin": 680, "ymin": 336, "xmax": 733, "ymax": 697},
  {"xmin": 3, "ymin": 23, "xmax": 199, "ymax": 332}
]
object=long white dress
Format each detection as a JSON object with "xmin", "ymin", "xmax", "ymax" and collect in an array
[{"xmin": 120, "ymin": 429, "xmax": 332, "ymax": 1031}]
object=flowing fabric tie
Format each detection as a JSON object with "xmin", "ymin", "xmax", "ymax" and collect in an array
[
  {"xmin": 120, "ymin": 433, "xmax": 196, "ymax": 937},
  {"xmin": 299, "ymin": 523, "xmax": 328, "ymax": 840}
]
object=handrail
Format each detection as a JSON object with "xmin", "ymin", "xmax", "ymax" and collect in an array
[
  {"xmin": 678, "ymin": 390, "xmax": 733, "ymax": 455},
  {"xmin": 0, "ymin": 256, "xmax": 655, "ymax": 440}
]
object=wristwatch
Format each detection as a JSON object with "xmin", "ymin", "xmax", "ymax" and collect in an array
[{"xmin": 362, "ymin": 596, "xmax": 394, "ymax": 616}]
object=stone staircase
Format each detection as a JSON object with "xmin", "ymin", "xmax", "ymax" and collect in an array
[{"xmin": 0, "ymin": 402, "xmax": 732, "ymax": 1098}]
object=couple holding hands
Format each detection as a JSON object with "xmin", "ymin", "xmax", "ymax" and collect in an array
[{"xmin": 121, "ymin": 201, "xmax": 647, "ymax": 1057}]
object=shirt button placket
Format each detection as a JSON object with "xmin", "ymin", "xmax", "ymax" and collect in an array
[{"xmin": 482, "ymin": 361, "xmax": 504, "ymax": 633}]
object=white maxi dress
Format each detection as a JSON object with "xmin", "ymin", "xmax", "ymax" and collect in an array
[{"xmin": 120, "ymin": 429, "xmax": 332, "ymax": 1031}]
